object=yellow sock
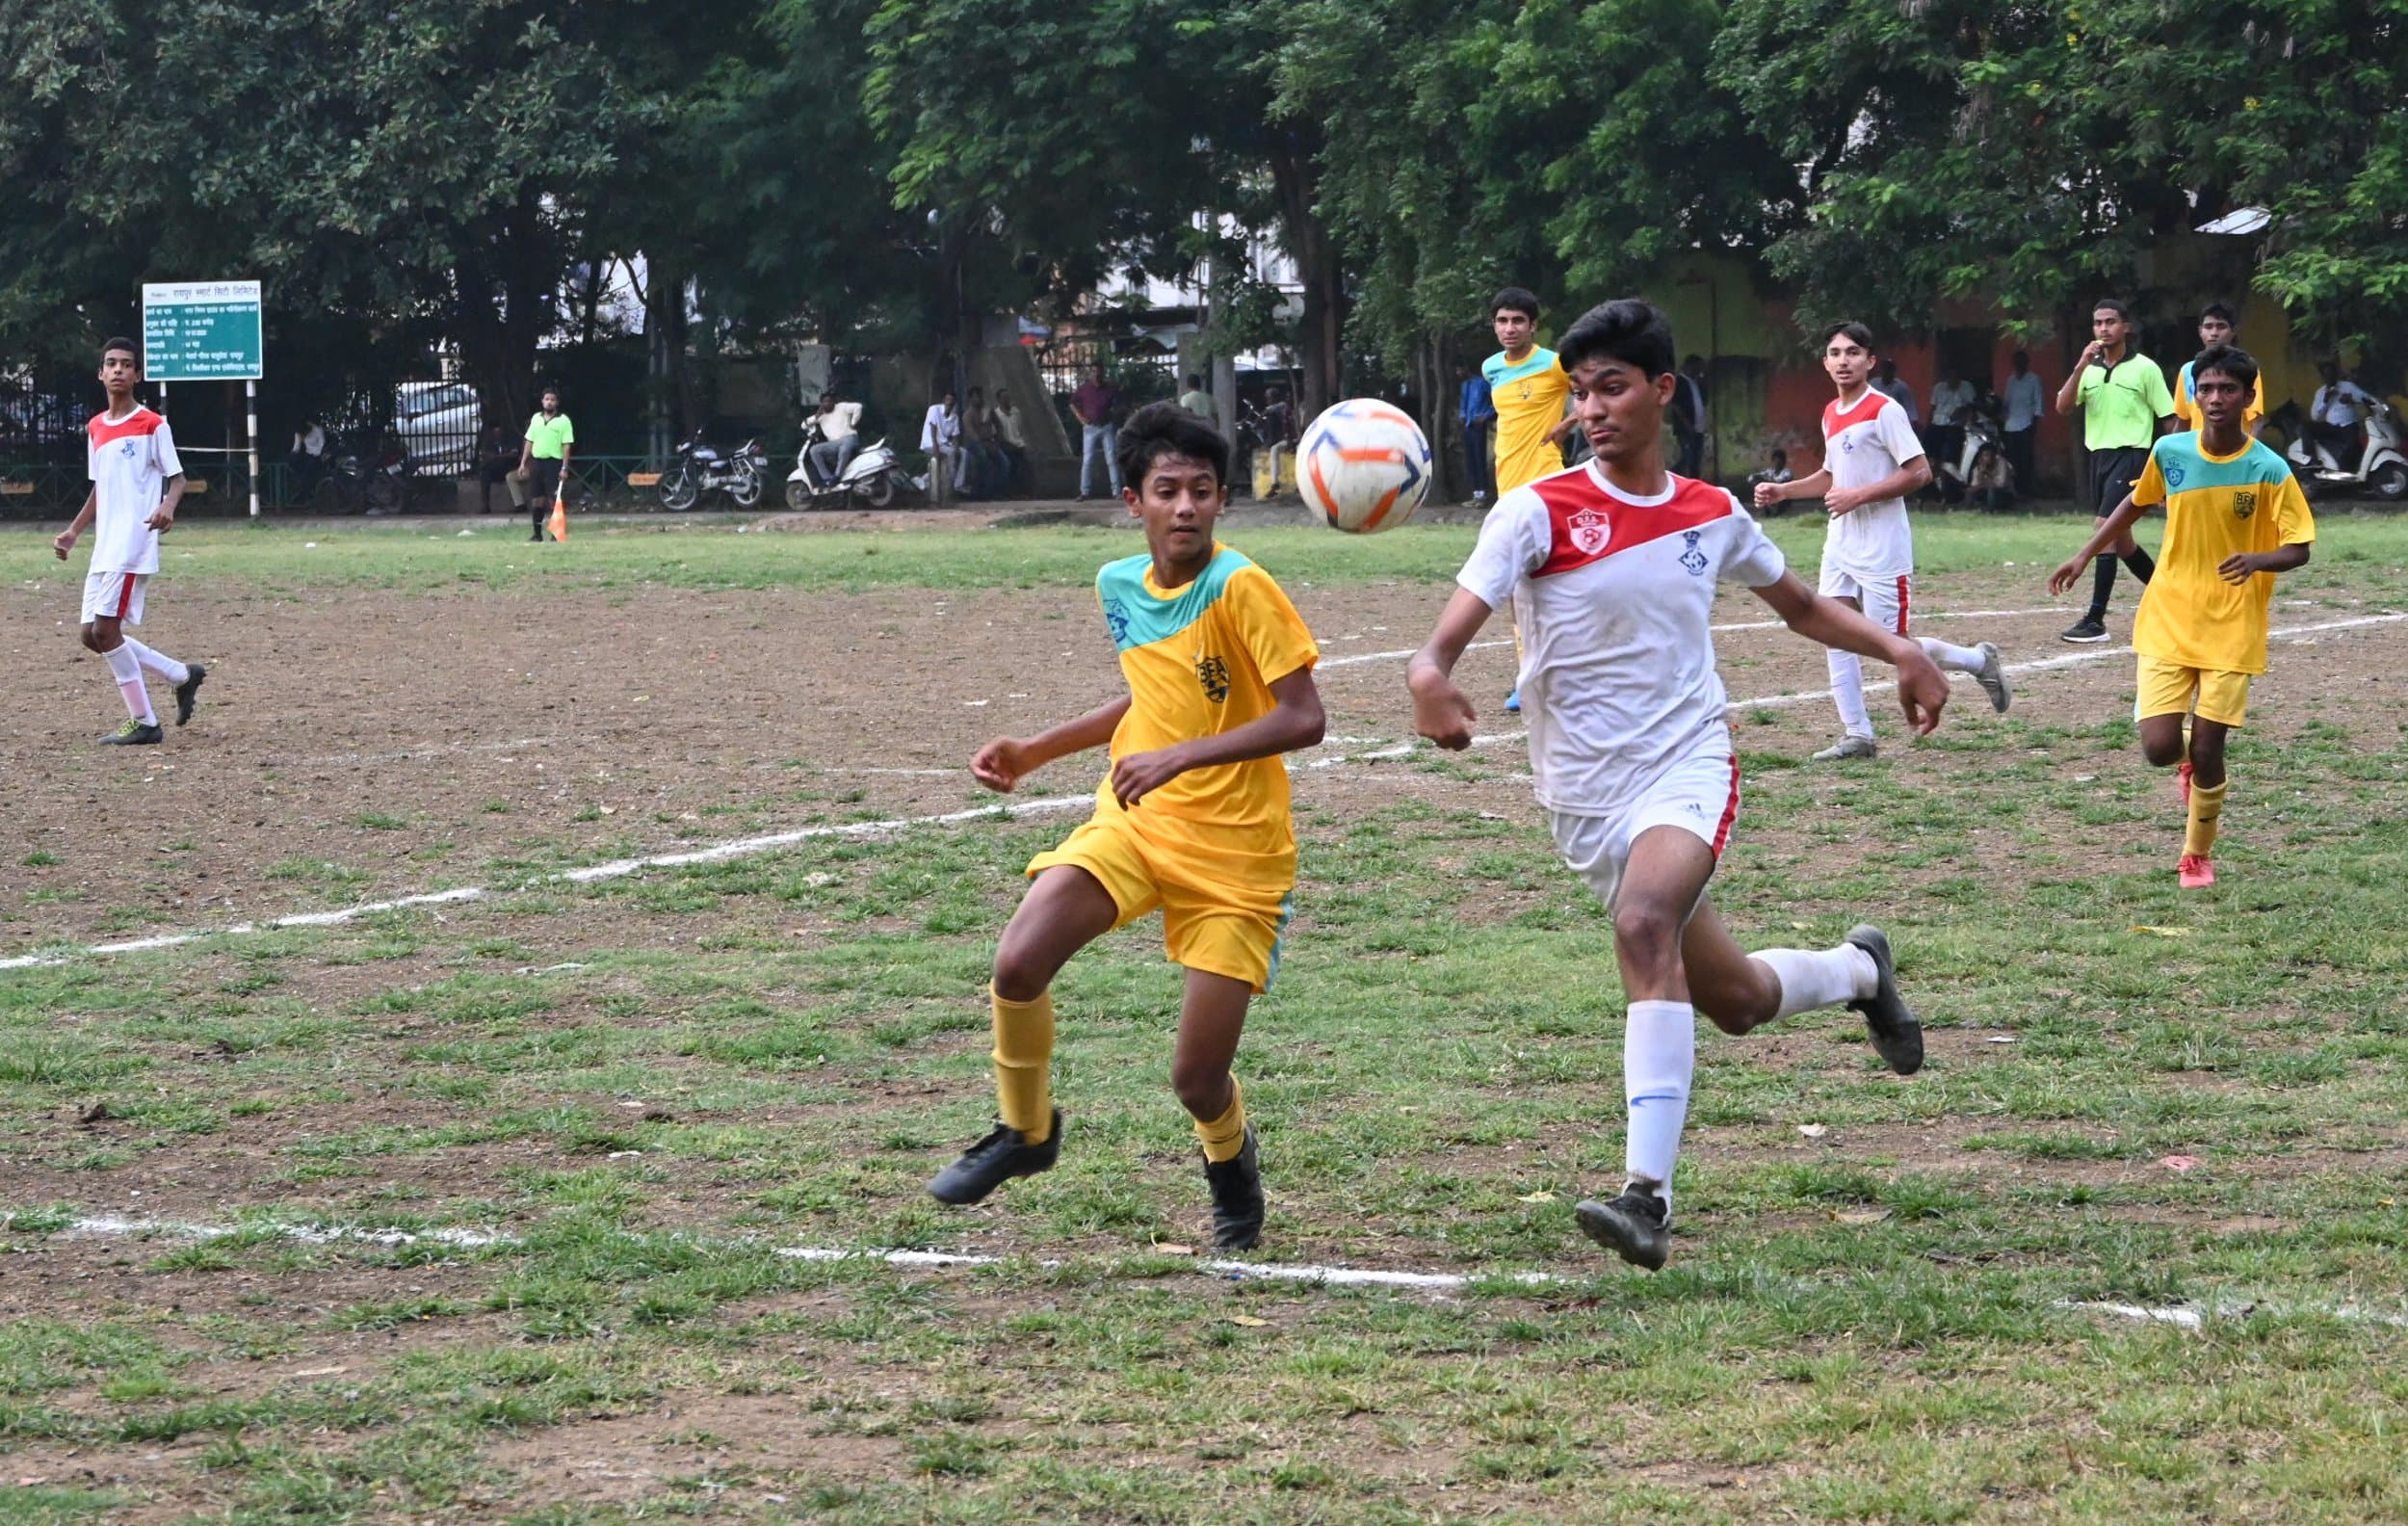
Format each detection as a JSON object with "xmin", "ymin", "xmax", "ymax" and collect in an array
[
  {"xmin": 1193, "ymin": 1079, "xmax": 1247, "ymax": 1163},
  {"xmin": 990, "ymin": 987, "xmax": 1054, "ymax": 1144},
  {"xmin": 2185, "ymin": 780, "xmax": 2227, "ymax": 858}
]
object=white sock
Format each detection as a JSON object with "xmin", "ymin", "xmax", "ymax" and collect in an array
[
  {"xmin": 1623, "ymin": 1001, "xmax": 1695, "ymax": 1205},
  {"xmin": 103, "ymin": 644, "xmax": 155, "ymax": 724},
  {"xmin": 1827, "ymin": 647, "xmax": 1873, "ymax": 738},
  {"xmin": 120, "ymin": 638, "xmax": 189, "ymax": 686},
  {"xmin": 1752, "ymin": 945, "xmax": 1880, "ymax": 1021},
  {"xmin": 1918, "ymin": 636, "xmax": 1985, "ymax": 671}
]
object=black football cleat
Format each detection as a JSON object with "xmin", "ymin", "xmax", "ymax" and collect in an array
[
  {"xmin": 1575, "ymin": 1185, "xmax": 1671, "ymax": 1271},
  {"xmin": 1846, "ymin": 925, "xmax": 1924, "ymax": 1076},
  {"xmin": 1203, "ymin": 1125, "xmax": 1265, "ymax": 1250},
  {"xmin": 173, "ymin": 662, "xmax": 207, "ymax": 725},
  {"xmin": 927, "ymin": 1110, "xmax": 1062, "ymax": 1205}
]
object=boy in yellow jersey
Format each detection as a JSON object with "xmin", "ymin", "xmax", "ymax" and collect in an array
[
  {"xmin": 2172, "ymin": 303, "xmax": 2265, "ymax": 437},
  {"xmin": 2050, "ymin": 346, "xmax": 2312, "ymax": 889},
  {"xmin": 1481, "ymin": 286, "xmax": 1578, "ymax": 714},
  {"xmin": 929, "ymin": 403, "xmax": 1325, "ymax": 1250}
]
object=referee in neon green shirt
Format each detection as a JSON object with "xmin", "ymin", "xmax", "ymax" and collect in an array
[
  {"xmin": 516, "ymin": 385, "xmax": 574, "ymax": 543},
  {"xmin": 2054, "ymin": 298, "xmax": 2173, "ymax": 642}
]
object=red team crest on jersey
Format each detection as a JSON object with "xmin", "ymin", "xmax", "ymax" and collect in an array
[{"xmin": 1567, "ymin": 507, "xmax": 1610, "ymax": 555}]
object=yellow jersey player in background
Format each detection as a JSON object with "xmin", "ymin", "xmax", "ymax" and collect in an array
[
  {"xmin": 929, "ymin": 402, "xmax": 1325, "ymax": 1250},
  {"xmin": 1480, "ymin": 285, "xmax": 1577, "ymax": 715},
  {"xmin": 2172, "ymin": 302, "xmax": 2266, "ymax": 436},
  {"xmin": 2051, "ymin": 344, "xmax": 2312, "ymax": 889}
]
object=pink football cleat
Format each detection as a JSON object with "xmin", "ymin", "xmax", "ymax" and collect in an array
[{"xmin": 2177, "ymin": 853, "xmax": 2215, "ymax": 889}]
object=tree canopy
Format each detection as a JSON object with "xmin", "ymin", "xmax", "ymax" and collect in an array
[{"xmin": 4, "ymin": 0, "xmax": 2404, "ymax": 429}]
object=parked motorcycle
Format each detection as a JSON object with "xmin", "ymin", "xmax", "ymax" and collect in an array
[
  {"xmin": 1932, "ymin": 400, "xmax": 2007, "ymax": 504},
  {"xmin": 784, "ymin": 423, "xmax": 912, "ymax": 510},
  {"xmin": 659, "ymin": 431, "xmax": 766, "ymax": 511},
  {"xmin": 2280, "ymin": 399, "xmax": 2408, "ymax": 501}
]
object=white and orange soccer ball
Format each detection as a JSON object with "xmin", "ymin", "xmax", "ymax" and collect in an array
[{"xmin": 1298, "ymin": 398, "xmax": 1431, "ymax": 534}]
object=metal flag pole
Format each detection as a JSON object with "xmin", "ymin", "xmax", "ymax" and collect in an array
[{"xmin": 246, "ymin": 379, "xmax": 261, "ymax": 517}]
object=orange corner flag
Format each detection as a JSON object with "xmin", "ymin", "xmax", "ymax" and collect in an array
[{"xmin": 547, "ymin": 490, "xmax": 568, "ymax": 543}]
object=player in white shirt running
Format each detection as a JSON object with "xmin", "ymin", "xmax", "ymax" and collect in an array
[
  {"xmin": 1757, "ymin": 323, "xmax": 2010, "ymax": 760},
  {"xmin": 53, "ymin": 337, "xmax": 206, "ymax": 745},
  {"xmin": 1405, "ymin": 299, "xmax": 1950, "ymax": 1272}
]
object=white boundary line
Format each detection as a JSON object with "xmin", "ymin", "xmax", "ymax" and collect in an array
[
  {"xmin": 26, "ymin": 1212, "xmax": 2406, "ymax": 1324},
  {"xmin": 6, "ymin": 613, "xmax": 2400, "ymax": 972},
  {"xmin": 1313, "ymin": 605, "xmax": 2071, "ymax": 671},
  {"xmin": 0, "ymin": 795, "xmax": 1094, "ymax": 972}
]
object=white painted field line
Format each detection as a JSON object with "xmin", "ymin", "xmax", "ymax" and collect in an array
[
  {"xmin": 1314, "ymin": 606, "xmax": 2070, "ymax": 671},
  {"xmin": 0, "ymin": 794, "xmax": 1093, "ymax": 972},
  {"xmin": 284, "ymin": 735, "xmax": 559, "ymax": 768},
  {"xmin": 1310, "ymin": 612, "xmax": 2408, "ymax": 762},
  {"xmin": 33, "ymin": 1213, "xmax": 2405, "ymax": 1324},
  {"xmin": 7, "ymin": 613, "xmax": 2398, "ymax": 973}
]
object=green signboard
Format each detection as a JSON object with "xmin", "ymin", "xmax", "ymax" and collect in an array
[{"xmin": 142, "ymin": 280, "xmax": 263, "ymax": 382}]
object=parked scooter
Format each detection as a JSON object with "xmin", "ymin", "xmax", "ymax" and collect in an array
[
  {"xmin": 659, "ymin": 431, "xmax": 766, "ymax": 511},
  {"xmin": 1933, "ymin": 401, "xmax": 2006, "ymax": 504},
  {"xmin": 784, "ymin": 422, "xmax": 912, "ymax": 510},
  {"xmin": 2281, "ymin": 399, "xmax": 2408, "ymax": 501}
]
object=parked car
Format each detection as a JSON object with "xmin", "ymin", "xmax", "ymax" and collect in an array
[{"xmin": 393, "ymin": 382, "xmax": 482, "ymax": 473}]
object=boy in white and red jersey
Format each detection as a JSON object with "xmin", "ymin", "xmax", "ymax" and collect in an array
[
  {"xmin": 1757, "ymin": 323, "xmax": 2010, "ymax": 760},
  {"xmin": 1407, "ymin": 299, "xmax": 1951, "ymax": 1272},
  {"xmin": 53, "ymin": 337, "xmax": 206, "ymax": 745}
]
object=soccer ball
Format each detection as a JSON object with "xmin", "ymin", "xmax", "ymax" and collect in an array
[{"xmin": 1298, "ymin": 399, "xmax": 1431, "ymax": 534}]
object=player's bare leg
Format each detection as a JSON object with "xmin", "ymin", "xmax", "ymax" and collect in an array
[
  {"xmin": 2144, "ymin": 712, "xmax": 2228, "ymax": 887},
  {"xmin": 929, "ymin": 866, "xmax": 1121, "ymax": 1204},
  {"xmin": 1574, "ymin": 827, "xmax": 1716, "ymax": 1269},
  {"xmin": 1172, "ymin": 968, "xmax": 1262, "ymax": 1250}
]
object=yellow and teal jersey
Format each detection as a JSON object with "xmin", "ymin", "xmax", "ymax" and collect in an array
[
  {"xmin": 1091, "ymin": 543, "xmax": 1320, "ymax": 888},
  {"xmin": 2131, "ymin": 433, "xmax": 2314, "ymax": 674},
  {"xmin": 1483, "ymin": 347, "xmax": 1571, "ymax": 492},
  {"xmin": 2173, "ymin": 360, "xmax": 2266, "ymax": 433}
]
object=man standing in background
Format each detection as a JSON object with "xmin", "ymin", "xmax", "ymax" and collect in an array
[
  {"xmin": 1072, "ymin": 362, "xmax": 1124, "ymax": 501},
  {"xmin": 1927, "ymin": 366, "xmax": 1976, "ymax": 489},
  {"xmin": 516, "ymin": 384, "xmax": 572, "ymax": 543},
  {"xmin": 1457, "ymin": 358, "xmax": 1495, "ymax": 503},
  {"xmin": 1178, "ymin": 373, "xmax": 1218, "ymax": 428},
  {"xmin": 2001, "ymin": 351, "xmax": 2045, "ymax": 495}
]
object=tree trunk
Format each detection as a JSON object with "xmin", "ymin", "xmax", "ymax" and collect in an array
[{"xmin": 1269, "ymin": 147, "xmax": 1345, "ymax": 421}]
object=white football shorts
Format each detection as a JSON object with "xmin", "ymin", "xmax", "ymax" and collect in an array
[
  {"xmin": 1549, "ymin": 748, "xmax": 1741, "ymax": 911},
  {"xmin": 80, "ymin": 570, "xmax": 146, "ymax": 625}
]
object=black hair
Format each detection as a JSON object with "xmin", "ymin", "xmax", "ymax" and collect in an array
[
  {"xmin": 1116, "ymin": 400, "xmax": 1230, "ymax": 489},
  {"xmin": 540, "ymin": 382, "xmax": 562, "ymax": 400},
  {"xmin": 1820, "ymin": 321, "xmax": 1876, "ymax": 354},
  {"xmin": 2012, "ymin": 349, "xmax": 2030, "ymax": 366},
  {"xmin": 1556, "ymin": 298, "xmax": 1676, "ymax": 380},
  {"xmin": 2092, "ymin": 297, "xmax": 2132, "ymax": 320},
  {"xmin": 1769, "ymin": 448, "xmax": 1788, "ymax": 464},
  {"xmin": 101, "ymin": 336, "xmax": 140, "ymax": 362},
  {"xmin": 2190, "ymin": 343, "xmax": 2260, "ymax": 394},
  {"xmin": 2200, "ymin": 301, "xmax": 2236, "ymax": 325},
  {"xmin": 1489, "ymin": 286, "xmax": 1540, "ymax": 321},
  {"xmin": 1185, "ymin": 374, "xmax": 1202, "ymax": 388}
]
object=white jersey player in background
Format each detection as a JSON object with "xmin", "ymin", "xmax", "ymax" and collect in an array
[
  {"xmin": 1405, "ymin": 298, "xmax": 1950, "ymax": 1272},
  {"xmin": 1757, "ymin": 323, "xmax": 2010, "ymax": 760},
  {"xmin": 53, "ymin": 337, "xmax": 206, "ymax": 745}
]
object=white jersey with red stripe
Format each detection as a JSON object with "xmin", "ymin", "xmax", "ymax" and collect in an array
[
  {"xmin": 1819, "ymin": 389, "xmax": 1922, "ymax": 580},
  {"xmin": 1456, "ymin": 460, "xmax": 1788, "ymax": 816},
  {"xmin": 86, "ymin": 407, "xmax": 181, "ymax": 575}
]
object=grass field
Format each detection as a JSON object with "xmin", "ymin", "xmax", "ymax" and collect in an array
[{"xmin": 4, "ymin": 508, "xmax": 2407, "ymax": 1523}]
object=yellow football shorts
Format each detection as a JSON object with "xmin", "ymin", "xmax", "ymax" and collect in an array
[
  {"xmin": 2134, "ymin": 654, "xmax": 2251, "ymax": 727},
  {"xmin": 1027, "ymin": 815, "xmax": 1292, "ymax": 993}
]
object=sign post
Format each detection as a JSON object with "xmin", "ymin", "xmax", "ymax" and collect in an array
[{"xmin": 142, "ymin": 281, "xmax": 264, "ymax": 516}]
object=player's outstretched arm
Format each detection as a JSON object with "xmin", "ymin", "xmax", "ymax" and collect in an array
[
  {"xmin": 1755, "ymin": 468, "xmax": 1829, "ymax": 509},
  {"xmin": 1751, "ymin": 571, "xmax": 1950, "ymax": 735},
  {"xmin": 970, "ymin": 697, "xmax": 1132, "ymax": 794},
  {"xmin": 2049, "ymin": 492, "xmax": 2149, "ymax": 592},
  {"xmin": 55, "ymin": 490, "xmax": 95, "ymax": 560},
  {"xmin": 1110, "ymin": 668, "xmax": 1324, "ymax": 808},
  {"xmin": 1405, "ymin": 588, "xmax": 1495, "ymax": 750}
]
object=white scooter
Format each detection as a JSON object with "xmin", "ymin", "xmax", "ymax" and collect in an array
[
  {"xmin": 2285, "ymin": 400, "xmax": 2408, "ymax": 501},
  {"xmin": 785, "ymin": 423, "xmax": 912, "ymax": 510}
]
